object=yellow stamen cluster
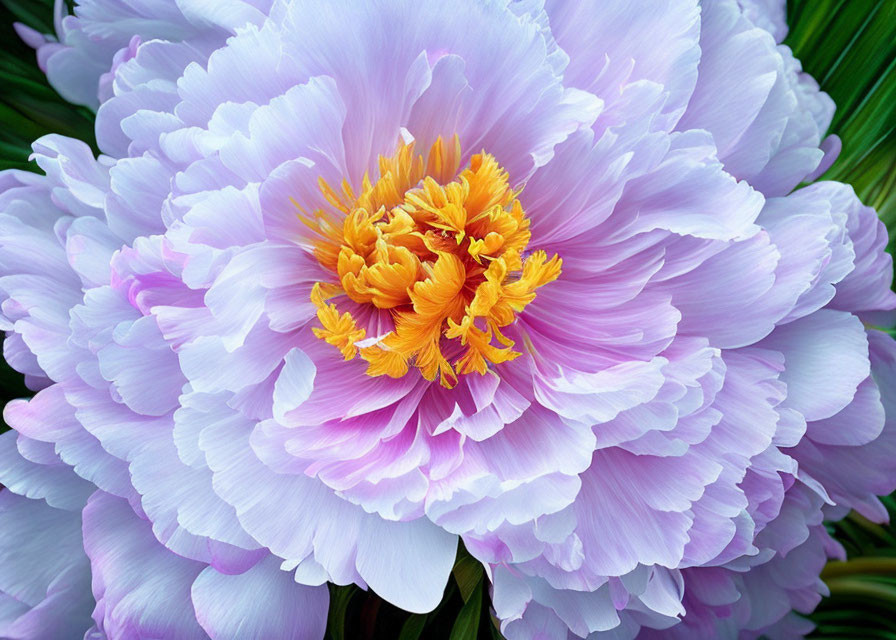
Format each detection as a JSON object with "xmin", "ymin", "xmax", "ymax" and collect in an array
[{"xmin": 300, "ymin": 136, "xmax": 561, "ymax": 388}]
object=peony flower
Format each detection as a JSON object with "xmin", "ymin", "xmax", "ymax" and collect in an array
[
  {"xmin": 1, "ymin": 0, "xmax": 894, "ymax": 638},
  {"xmin": 14, "ymin": 0, "xmax": 274, "ymax": 110}
]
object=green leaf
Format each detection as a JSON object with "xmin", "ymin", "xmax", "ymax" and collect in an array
[
  {"xmin": 397, "ymin": 614, "xmax": 428, "ymax": 640},
  {"xmin": 825, "ymin": 577, "xmax": 896, "ymax": 608},
  {"xmin": 489, "ymin": 615, "xmax": 506, "ymax": 640},
  {"xmin": 326, "ymin": 585, "xmax": 358, "ymax": 640},
  {"xmin": 786, "ymin": 0, "xmax": 896, "ymax": 242},
  {"xmin": 0, "ymin": 1, "xmax": 97, "ymax": 172},
  {"xmin": 452, "ymin": 545, "xmax": 484, "ymax": 603},
  {"xmin": 448, "ymin": 578, "xmax": 482, "ymax": 640},
  {"xmin": 0, "ymin": 0, "xmax": 57, "ymax": 33}
]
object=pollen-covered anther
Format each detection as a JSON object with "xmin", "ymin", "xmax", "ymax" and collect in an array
[{"xmin": 302, "ymin": 136, "xmax": 561, "ymax": 388}]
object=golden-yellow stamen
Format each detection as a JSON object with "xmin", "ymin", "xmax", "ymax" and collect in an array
[{"xmin": 300, "ymin": 136, "xmax": 561, "ymax": 388}]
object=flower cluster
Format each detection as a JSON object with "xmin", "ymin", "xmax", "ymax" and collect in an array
[{"xmin": 1, "ymin": 0, "xmax": 895, "ymax": 638}]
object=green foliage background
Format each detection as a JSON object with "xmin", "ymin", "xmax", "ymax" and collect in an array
[{"xmin": 0, "ymin": 0, "xmax": 894, "ymax": 637}]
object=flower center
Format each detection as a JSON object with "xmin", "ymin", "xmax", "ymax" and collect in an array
[{"xmin": 301, "ymin": 136, "xmax": 561, "ymax": 388}]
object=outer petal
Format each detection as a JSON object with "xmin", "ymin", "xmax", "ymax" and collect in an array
[
  {"xmin": 198, "ymin": 394, "xmax": 458, "ymax": 612},
  {"xmin": 544, "ymin": 0, "xmax": 701, "ymax": 131},
  {"xmin": 82, "ymin": 491, "xmax": 208, "ymax": 640},
  {"xmin": 738, "ymin": 0, "xmax": 788, "ymax": 42},
  {"xmin": 191, "ymin": 556, "xmax": 328, "ymax": 640},
  {"xmin": 816, "ymin": 182, "xmax": 896, "ymax": 319},
  {"xmin": 27, "ymin": 0, "xmax": 269, "ymax": 110},
  {"xmin": 678, "ymin": 0, "xmax": 834, "ymax": 196},
  {"xmin": 792, "ymin": 330, "xmax": 896, "ymax": 521},
  {"xmin": 759, "ymin": 310, "xmax": 869, "ymax": 422},
  {"xmin": 0, "ymin": 490, "xmax": 94, "ymax": 640},
  {"xmin": 0, "ymin": 441, "xmax": 94, "ymax": 640},
  {"xmin": 0, "ymin": 431, "xmax": 94, "ymax": 510}
]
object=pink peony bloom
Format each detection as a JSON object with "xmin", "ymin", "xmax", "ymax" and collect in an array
[{"xmin": 1, "ymin": 0, "xmax": 894, "ymax": 638}]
